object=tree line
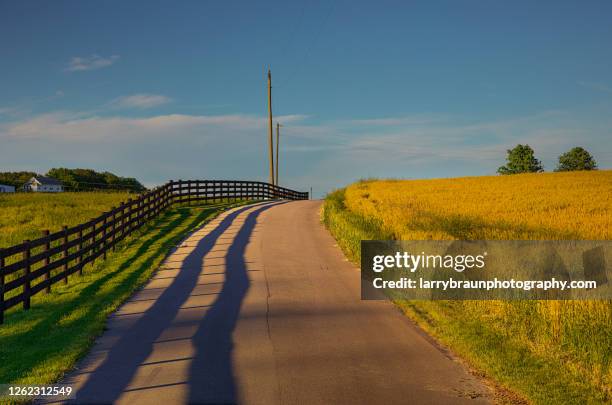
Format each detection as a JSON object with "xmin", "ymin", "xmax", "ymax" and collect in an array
[
  {"xmin": 498, "ymin": 145, "xmax": 598, "ymax": 175},
  {"xmin": 0, "ymin": 168, "xmax": 146, "ymax": 192}
]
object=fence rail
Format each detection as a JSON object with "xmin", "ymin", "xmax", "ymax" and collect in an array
[{"xmin": 0, "ymin": 179, "xmax": 308, "ymax": 323}]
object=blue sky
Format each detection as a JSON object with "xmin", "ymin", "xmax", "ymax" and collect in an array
[{"xmin": 1, "ymin": 1, "xmax": 611, "ymax": 196}]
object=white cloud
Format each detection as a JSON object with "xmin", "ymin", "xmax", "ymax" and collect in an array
[
  {"xmin": 0, "ymin": 106, "xmax": 20, "ymax": 116},
  {"xmin": 1, "ymin": 112, "xmax": 308, "ymax": 141},
  {"xmin": 347, "ymin": 114, "xmax": 449, "ymax": 126},
  {"xmin": 65, "ymin": 54, "xmax": 120, "ymax": 72},
  {"xmin": 0, "ymin": 108, "xmax": 610, "ymax": 195},
  {"xmin": 110, "ymin": 94, "xmax": 173, "ymax": 109}
]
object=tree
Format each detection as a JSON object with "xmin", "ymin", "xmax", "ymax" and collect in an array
[
  {"xmin": 0, "ymin": 171, "xmax": 38, "ymax": 188},
  {"xmin": 555, "ymin": 147, "xmax": 597, "ymax": 172},
  {"xmin": 46, "ymin": 168, "xmax": 146, "ymax": 192},
  {"xmin": 497, "ymin": 144, "xmax": 544, "ymax": 175}
]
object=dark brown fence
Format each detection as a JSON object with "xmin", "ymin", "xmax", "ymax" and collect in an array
[{"xmin": 0, "ymin": 180, "xmax": 308, "ymax": 323}]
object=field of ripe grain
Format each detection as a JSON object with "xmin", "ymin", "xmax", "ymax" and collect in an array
[
  {"xmin": 345, "ymin": 170, "xmax": 612, "ymax": 241},
  {"xmin": 0, "ymin": 192, "xmax": 132, "ymax": 248},
  {"xmin": 323, "ymin": 170, "xmax": 612, "ymax": 404}
]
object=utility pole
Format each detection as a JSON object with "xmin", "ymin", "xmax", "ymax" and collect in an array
[
  {"xmin": 275, "ymin": 122, "xmax": 282, "ymax": 186},
  {"xmin": 267, "ymin": 69, "xmax": 275, "ymax": 185}
]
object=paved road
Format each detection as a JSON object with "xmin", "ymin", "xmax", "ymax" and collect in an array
[{"xmin": 57, "ymin": 200, "xmax": 491, "ymax": 404}]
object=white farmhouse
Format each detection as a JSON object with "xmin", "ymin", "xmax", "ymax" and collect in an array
[
  {"xmin": 0, "ymin": 183, "xmax": 15, "ymax": 193},
  {"xmin": 25, "ymin": 176, "xmax": 64, "ymax": 192}
]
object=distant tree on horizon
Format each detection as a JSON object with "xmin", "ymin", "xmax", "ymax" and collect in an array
[
  {"xmin": 555, "ymin": 147, "xmax": 598, "ymax": 172},
  {"xmin": 0, "ymin": 171, "xmax": 39, "ymax": 188},
  {"xmin": 46, "ymin": 168, "xmax": 146, "ymax": 192},
  {"xmin": 0, "ymin": 169, "xmax": 145, "ymax": 192},
  {"xmin": 497, "ymin": 144, "xmax": 544, "ymax": 175}
]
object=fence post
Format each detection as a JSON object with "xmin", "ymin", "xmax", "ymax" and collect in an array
[
  {"xmin": 43, "ymin": 230, "xmax": 51, "ymax": 294},
  {"xmin": 118, "ymin": 204, "xmax": 125, "ymax": 241},
  {"xmin": 168, "ymin": 181, "xmax": 173, "ymax": 208},
  {"xmin": 127, "ymin": 199, "xmax": 133, "ymax": 234},
  {"xmin": 91, "ymin": 219, "xmax": 97, "ymax": 266},
  {"xmin": 139, "ymin": 198, "xmax": 144, "ymax": 227},
  {"xmin": 102, "ymin": 214, "xmax": 108, "ymax": 260},
  {"xmin": 152, "ymin": 191, "xmax": 157, "ymax": 217},
  {"xmin": 147, "ymin": 194, "xmax": 151, "ymax": 220},
  {"xmin": 62, "ymin": 226, "xmax": 68, "ymax": 284},
  {"xmin": 187, "ymin": 180, "xmax": 192, "ymax": 206},
  {"xmin": 78, "ymin": 226, "xmax": 84, "ymax": 276},
  {"xmin": 111, "ymin": 207, "xmax": 116, "ymax": 252},
  {"xmin": 163, "ymin": 184, "xmax": 168, "ymax": 209},
  {"xmin": 178, "ymin": 180, "xmax": 183, "ymax": 206},
  {"xmin": 136, "ymin": 199, "xmax": 141, "ymax": 229},
  {"xmin": 148, "ymin": 194, "xmax": 153, "ymax": 219},
  {"xmin": 0, "ymin": 253, "xmax": 5, "ymax": 324},
  {"xmin": 167, "ymin": 182, "xmax": 173, "ymax": 208},
  {"xmin": 23, "ymin": 240, "xmax": 31, "ymax": 310}
]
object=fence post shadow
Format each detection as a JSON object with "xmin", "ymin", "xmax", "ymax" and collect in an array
[
  {"xmin": 186, "ymin": 202, "xmax": 284, "ymax": 403},
  {"xmin": 72, "ymin": 201, "xmax": 282, "ymax": 403}
]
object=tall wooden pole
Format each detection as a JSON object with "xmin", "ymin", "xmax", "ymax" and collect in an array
[
  {"xmin": 267, "ymin": 69, "xmax": 275, "ymax": 185},
  {"xmin": 275, "ymin": 122, "xmax": 280, "ymax": 186}
]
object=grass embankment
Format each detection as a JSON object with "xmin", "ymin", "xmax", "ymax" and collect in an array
[
  {"xmin": 323, "ymin": 170, "xmax": 612, "ymax": 404},
  {"xmin": 0, "ymin": 192, "xmax": 132, "ymax": 248},
  {"xmin": 0, "ymin": 201, "xmax": 243, "ymax": 395}
]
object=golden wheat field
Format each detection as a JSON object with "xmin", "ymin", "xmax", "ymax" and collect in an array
[
  {"xmin": 324, "ymin": 170, "xmax": 612, "ymax": 403},
  {"xmin": 345, "ymin": 170, "xmax": 612, "ymax": 241}
]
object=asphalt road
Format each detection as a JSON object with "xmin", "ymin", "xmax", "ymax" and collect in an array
[{"xmin": 56, "ymin": 200, "xmax": 492, "ymax": 404}]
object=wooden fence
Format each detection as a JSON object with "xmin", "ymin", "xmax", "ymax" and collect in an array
[{"xmin": 0, "ymin": 180, "xmax": 308, "ymax": 323}]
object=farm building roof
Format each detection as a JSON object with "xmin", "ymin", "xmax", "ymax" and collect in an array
[{"xmin": 31, "ymin": 176, "xmax": 63, "ymax": 185}]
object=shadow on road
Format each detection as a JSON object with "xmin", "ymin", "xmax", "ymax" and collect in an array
[
  {"xmin": 187, "ymin": 202, "xmax": 278, "ymax": 403},
  {"xmin": 73, "ymin": 201, "xmax": 282, "ymax": 404}
]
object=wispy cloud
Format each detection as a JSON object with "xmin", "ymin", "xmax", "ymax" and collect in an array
[
  {"xmin": 347, "ymin": 114, "xmax": 449, "ymax": 126},
  {"xmin": 0, "ymin": 106, "xmax": 21, "ymax": 117},
  {"xmin": 110, "ymin": 94, "xmax": 173, "ymax": 109},
  {"xmin": 65, "ymin": 54, "xmax": 120, "ymax": 72},
  {"xmin": 1, "ymin": 112, "xmax": 308, "ymax": 141},
  {"xmin": 0, "ymin": 110, "xmax": 311, "ymax": 188},
  {"xmin": 578, "ymin": 81, "xmax": 612, "ymax": 94},
  {"xmin": 0, "ymin": 91, "xmax": 65, "ymax": 119},
  {"xmin": 0, "ymin": 107, "xmax": 610, "ymax": 194}
]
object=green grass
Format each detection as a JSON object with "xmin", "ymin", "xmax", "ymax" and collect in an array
[
  {"xmin": 0, "ymin": 201, "xmax": 245, "ymax": 399},
  {"xmin": 0, "ymin": 192, "xmax": 132, "ymax": 248},
  {"xmin": 322, "ymin": 188, "xmax": 611, "ymax": 405}
]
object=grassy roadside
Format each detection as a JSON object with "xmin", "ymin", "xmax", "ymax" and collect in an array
[
  {"xmin": 0, "ymin": 201, "xmax": 249, "ymax": 394},
  {"xmin": 322, "ymin": 188, "xmax": 610, "ymax": 404}
]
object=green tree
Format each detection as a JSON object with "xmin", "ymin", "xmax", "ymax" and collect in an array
[
  {"xmin": 555, "ymin": 147, "xmax": 597, "ymax": 172},
  {"xmin": 497, "ymin": 144, "xmax": 544, "ymax": 175},
  {"xmin": 0, "ymin": 171, "xmax": 38, "ymax": 188},
  {"xmin": 46, "ymin": 168, "xmax": 146, "ymax": 192}
]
